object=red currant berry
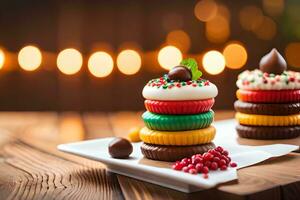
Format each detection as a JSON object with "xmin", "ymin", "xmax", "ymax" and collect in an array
[
  {"xmin": 202, "ymin": 166, "xmax": 209, "ymax": 174},
  {"xmin": 230, "ymin": 162, "xmax": 237, "ymax": 168},
  {"xmin": 222, "ymin": 157, "xmax": 230, "ymax": 164},
  {"xmin": 219, "ymin": 159, "xmax": 227, "ymax": 166},
  {"xmin": 203, "ymin": 153, "xmax": 214, "ymax": 161},
  {"xmin": 222, "ymin": 150, "xmax": 229, "ymax": 156},
  {"xmin": 215, "ymin": 146, "xmax": 223, "ymax": 152},
  {"xmin": 182, "ymin": 166, "xmax": 189, "ymax": 172},
  {"xmin": 204, "ymin": 161, "xmax": 211, "ymax": 167},
  {"xmin": 228, "ymin": 156, "xmax": 231, "ymax": 161},
  {"xmin": 192, "ymin": 157, "xmax": 203, "ymax": 165},
  {"xmin": 220, "ymin": 165, "xmax": 227, "ymax": 170},
  {"xmin": 208, "ymin": 149, "xmax": 216, "ymax": 154},
  {"xmin": 210, "ymin": 162, "xmax": 218, "ymax": 170},
  {"xmin": 203, "ymin": 174, "xmax": 209, "ymax": 179},
  {"xmin": 180, "ymin": 160, "xmax": 188, "ymax": 166},
  {"xmin": 188, "ymin": 164, "xmax": 195, "ymax": 169},
  {"xmin": 188, "ymin": 168, "xmax": 197, "ymax": 174},
  {"xmin": 181, "ymin": 158, "xmax": 189, "ymax": 163},
  {"xmin": 172, "ymin": 163, "xmax": 183, "ymax": 170},
  {"xmin": 213, "ymin": 157, "xmax": 220, "ymax": 163},
  {"xmin": 214, "ymin": 151, "xmax": 222, "ymax": 158},
  {"xmin": 195, "ymin": 163, "xmax": 204, "ymax": 172}
]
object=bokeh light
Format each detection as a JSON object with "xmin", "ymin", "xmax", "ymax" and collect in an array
[
  {"xmin": 202, "ymin": 50, "xmax": 225, "ymax": 75},
  {"xmin": 254, "ymin": 16, "xmax": 277, "ymax": 40},
  {"xmin": 285, "ymin": 43, "xmax": 300, "ymax": 67},
  {"xmin": 205, "ymin": 14, "xmax": 230, "ymax": 43},
  {"xmin": 217, "ymin": 4, "xmax": 230, "ymax": 20},
  {"xmin": 0, "ymin": 49, "xmax": 5, "ymax": 69},
  {"xmin": 166, "ymin": 30, "xmax": 191, "ymax": 52},
  {"xmin": 223, "ymin": 43, "xmax": 248, "ymax": 69},
  {"xmin": 263, "ymin": 0, "xmax": 284, "ymax": 16},
  {"xmin": 57, "ymin": 48, "xmax": 82, "ymax": 75},
  {"xmin": 158, "ymin": 46, "xmax": 182, "ymax": 70},
  {"xmin": 88, "ymin": 51, "xmax": 114, "ymax": 77},
  {"xmin": 18, "ymin": 45, "xmax": 42, "ymax": 71},
  {"xmin": 194, "ymin": 0, "xmax": 218, "ymax": 22},
  {"xmin": 239, "ymin": 6, "xmax": 264, "ymax": 32},
  {"xmin": 117, "ymin": 50, "xmax": 141, "ymax": 75}
]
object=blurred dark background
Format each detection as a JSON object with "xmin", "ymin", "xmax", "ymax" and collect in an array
[{"xmin": 0, "ymin": 0, "xmax": 299, "ymax": 111}]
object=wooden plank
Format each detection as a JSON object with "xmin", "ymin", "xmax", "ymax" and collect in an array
[
  {"xmin": 219, "ymin": 153, "xmax": 300, "ymax": 200},
  {"xmin": 0, "ymin": 112, "xmax": 124, "ymax": 200}
]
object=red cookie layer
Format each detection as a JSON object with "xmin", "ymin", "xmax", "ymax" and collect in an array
[
  {"xmin": 144, "ymin": 99, "xmax": 215, "ymax": 115},
  {"xmin": 236, "ymin": 89, "xmax": 300, "ymax": 103}
]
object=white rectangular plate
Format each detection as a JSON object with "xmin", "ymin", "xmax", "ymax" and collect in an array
[{"xmin": 57, "ymin": 119, "xmax": 298, "ymax": 193}]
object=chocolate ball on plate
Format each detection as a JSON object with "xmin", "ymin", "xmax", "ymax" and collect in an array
[{"xmin": 108, "ymin": 137, "xmax": 133, "ymax": 158}]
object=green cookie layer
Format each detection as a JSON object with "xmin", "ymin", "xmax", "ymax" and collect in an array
[{"xmin": 142, "ymin": 110, "xmax": 214, "ymax": 131}]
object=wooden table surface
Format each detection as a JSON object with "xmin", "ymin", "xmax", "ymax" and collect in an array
[{"xmin": 0, "ymin": 111, "xmax": 299, "ymax": 200}]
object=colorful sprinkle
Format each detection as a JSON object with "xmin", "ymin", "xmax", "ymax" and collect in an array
[{"xmin": 146, "ymin": 75, "xmax": 210, "ymax": 90}]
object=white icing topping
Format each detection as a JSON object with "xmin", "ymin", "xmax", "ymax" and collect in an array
[
  {"xmin": 142, "ymin": 82, "xmax": 218, "ymax": 101},
  {"xmin": 236, "ymin": 69, "xmax": 300, "ymax": 90}
]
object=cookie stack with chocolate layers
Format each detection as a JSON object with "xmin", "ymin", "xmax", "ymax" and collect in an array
[
  {"xmin": 140, "ymin": 58, "xmax": 218, "ymax": 161},
  {"xmin": 235, "ymin": 49, "xmax": 300, "ymax": 139}
]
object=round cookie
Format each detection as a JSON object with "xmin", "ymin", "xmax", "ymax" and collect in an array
[
  {"xmin": 236, "ymin": 124, "xmax": 300, "ymax": 139},
  {"xmin": 236, "ymin": 89, "xmax": 300, "ymax": 103},
  {"xmin": 142, "ymin": 75, "xmax": 218, "ymax": 101},
  {"xmin": 234, "ymin": 100, "xmax": 300, "ymax": 116},
  {"xmin": 139, "ymin": 126, "xmax": 216, "ymax": 146},
  {"xmin": 141, "ymin": 143, "xmax": 216, "ymax": 162},
  {"xmin": 236, "ymin": 69, "xmax": 300, "ymax": 91},
  {"xmin": 235, "ymin": 112, "xmax": 300, "ymax": 126},
  {"xmin": 144, "ymin": 98, "xmax": 214, "ymax": 115},
  {"xmin": 142, "ymin": 110, "xmax": 214, "ymax": 131}
]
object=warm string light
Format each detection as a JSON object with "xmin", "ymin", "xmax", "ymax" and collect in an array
[
  {"xmin": 0, "ymin": 49, "xmax": 5, "ymax": 69},
  {"xmin": 88, "ymin": 51, "xmax": 114, "ymax": 78},
  {"xmin": 202, "ymin": 50, "xmax": 225, "ymax": 75},
  {"xmin": 166, "ymin": 30, "xmax": 191, "ymax": 53},
  {"xmin": 117, "ymin": 50, "xmax": 141, "ymax": 75},
  {"xmin": 239, "ymin": 5, "xmax": 277, "ymax": 40},
  {"xmin": 223, "ymin": 43, "xmax": 247, "ymax": 69},
  {"xmin": 18, "ymin": 45, "xmax": 42, "ymax": 71},
  {"xmin": 57, "ymin": 48, "xmax": 83, "ymax": 75},
  {"xmin": 204, "ymin": 3, "xmax": 230, "ymax": 43},
  {"xmin": 194, "ymin": 0, "xmax": 218, "ymax": 22},
  {"xmin": 1, "ymin": 40, "xmax": 250, "ymax": 76},
  {"xmin": 158, "ymin": 46, "xmax": 182, "ymax": 70}
]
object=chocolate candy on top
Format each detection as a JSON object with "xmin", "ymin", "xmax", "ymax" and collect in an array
[
  {"xmin": 108, "ymin": 137, "xmax": 133, "ymax": 158},
  {"xmin": 259, "ymin": 48, "xmax": 287, "ymax": 75},
  {"xmin": 167, "ymin": 66, "xmax": 192, "ymax": 81}
]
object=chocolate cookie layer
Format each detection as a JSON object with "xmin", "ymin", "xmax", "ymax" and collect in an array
[
  {"xmin": 236, "ymin": 124, "xmax": 300, "ymax": 139},
  {"xmin": 234, "ymin": 100, "xmax": 300, "ymax": 116},
  {"xmin": 141, "ymin": 142, "xmax": 215, "ymax": 162}
]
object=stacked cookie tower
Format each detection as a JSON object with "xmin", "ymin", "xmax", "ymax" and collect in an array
[
  {"xmin": 140, "ymin": 58, "xmax": 218, "ymax": 161},
  {"xmin": 235, "ymin": 49, "xmax": 300, "ymax": 139}
]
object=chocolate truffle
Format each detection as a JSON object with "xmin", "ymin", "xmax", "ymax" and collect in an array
[
  {"xmin": 259, "ymin": 48, "xmax": 287, "ymax": 74},
  {"xmin": 168, "ymin": 66, "xmax": 192, "ymax": 81},
  {"xmin": 108, "ymin": 137, "xmax": 133, "ymax": 158}
]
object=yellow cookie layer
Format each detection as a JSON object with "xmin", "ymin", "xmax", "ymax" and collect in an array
[
  {"xmin": 139, "ymin": 126, "xmax": 216, "ymax": 146},
  {"xmin": 235, "ymin": 112, "xmax": 300, "ymax": 126}
]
